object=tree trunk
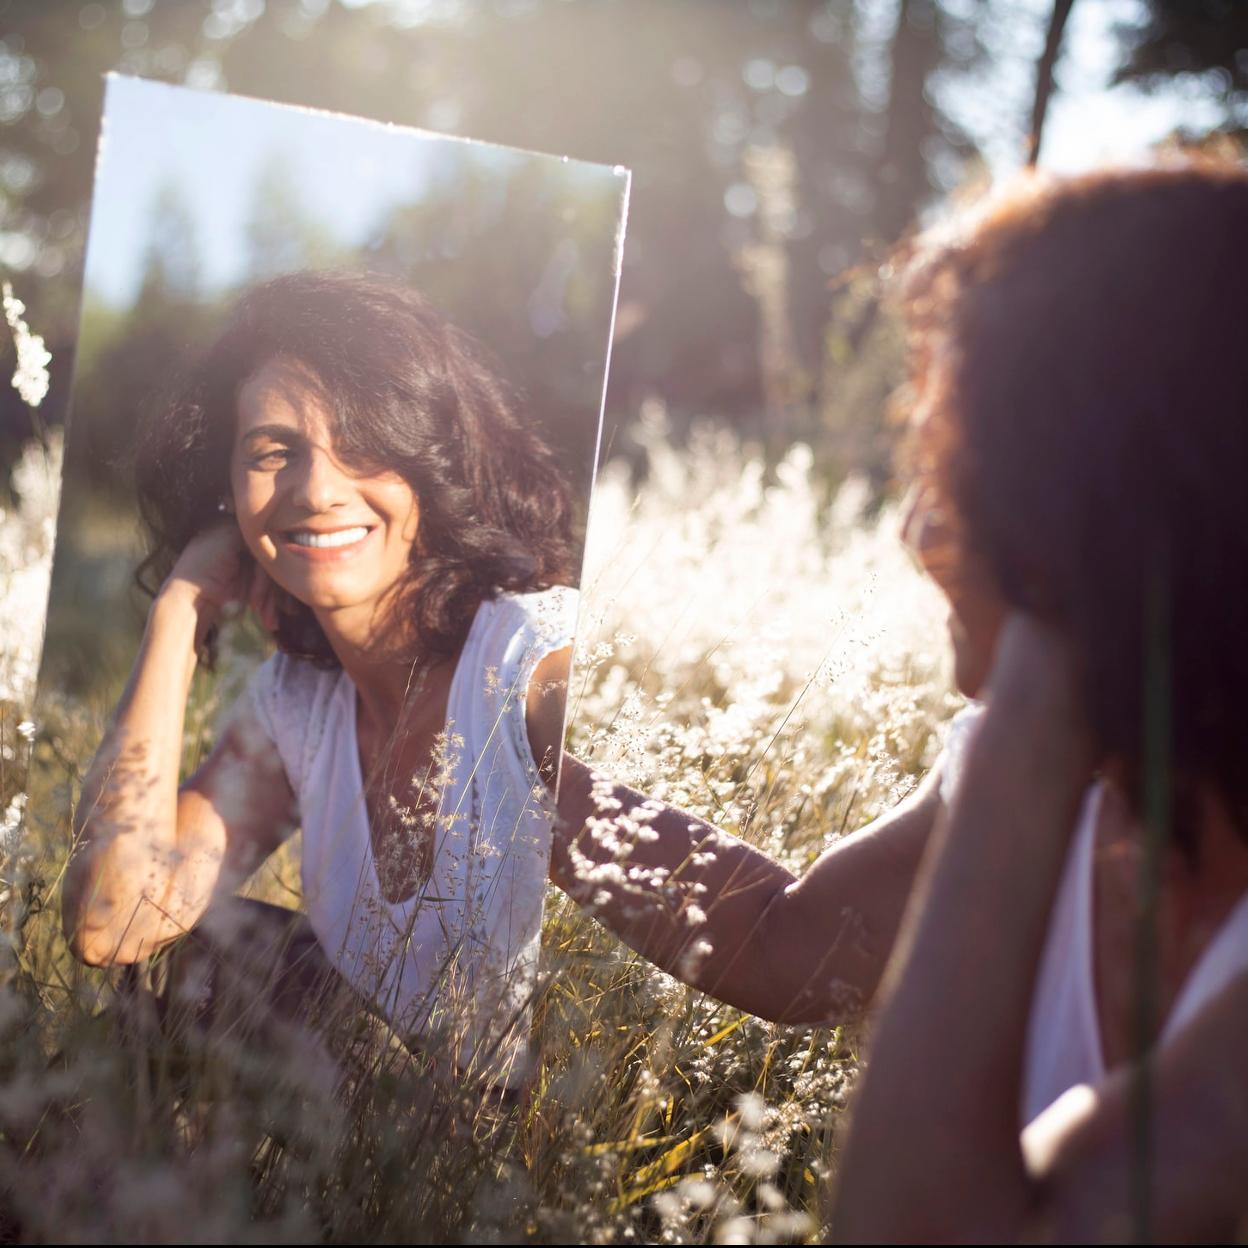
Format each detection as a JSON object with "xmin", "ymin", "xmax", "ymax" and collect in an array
[
  {"xmin": 877, "ymin": 0, "xmax": 942, "ymax": 244},
  {"xmin": 1028, "ymin": 0, "xmax": 1078, "ymax": 166}
]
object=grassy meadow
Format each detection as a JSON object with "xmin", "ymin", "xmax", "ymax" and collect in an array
[{"xmin": 0, "ymin": 404, "xmax": 961, "ymax": 1243}]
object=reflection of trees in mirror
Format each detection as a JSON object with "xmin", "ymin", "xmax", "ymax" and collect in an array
[{"xmin": 245, "ymin": 152, "xmax": 348, "ymax": 283}]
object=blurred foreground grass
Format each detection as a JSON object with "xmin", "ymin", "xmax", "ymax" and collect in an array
[{"xmin": 1, "ymin": 413, "xmax": 957, "ymax": 1243}]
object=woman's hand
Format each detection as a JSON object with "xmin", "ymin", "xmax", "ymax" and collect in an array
[
  {"xmin": 980, "ymin": 610, "xmax": 1097, "ymax": 787},
  {"xmin": 66, "ymin": 520, "xmax": 292, "ymax": 966},
  {"xmin": 159, "ymin": 522, "xmax": 281, "ymax": 649},
  {"xmin": 984, "ymin": 611, "xmax": 1083, "ymax": 713},
  {"xmin": 832, "ymin": 609, "xmax": 1098, "ymax": 1241}
]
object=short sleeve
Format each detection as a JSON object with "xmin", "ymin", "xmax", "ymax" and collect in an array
[
  {"xmin": 468, "ymin": 586, "xmax": 578, "ymax": 791},
  {"xmin": 235, "ymin": 651, "xmax": 334, "ymax": 798},
  {"xmin": 513, "ymin": 584, "xmax": 578, "ymax": 672},
  {"xmin": 242, "ymin": 652, "xmax": 281, "ymax": 750},
  {"xmin": 938, "ymin": 702, "xmax": 987, "ymax": 806},
  {"xmin": 519, "ymin": 586, "xmax": 577, "ymax": 705}
]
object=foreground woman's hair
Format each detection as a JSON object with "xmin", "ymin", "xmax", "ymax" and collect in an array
[
  {"xmin": 134, "ymin": 269, "xmax": 577, "ymax": 666},
  {"xmin": 902, "ymin": 159, "xmax": 1248, "ymax": 854}
]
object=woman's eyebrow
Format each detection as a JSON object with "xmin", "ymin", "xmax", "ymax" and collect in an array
[{"xmin": 238, "ymin": 423, "xmax": 303, "ymax": 446}]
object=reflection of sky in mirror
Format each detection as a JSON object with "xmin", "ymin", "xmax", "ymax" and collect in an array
[{"xmin": 85, "ymin": 76, "xmax": 612, "ymax": 310}]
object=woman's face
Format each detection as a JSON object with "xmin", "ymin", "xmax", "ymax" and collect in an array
[
  {"xmin": 229, "ymin": 355, "xmax": 420, "ymax": 626},
  {"xmin": 901, "ymin": 482, "xmax": 1005, "ymax": 699}
]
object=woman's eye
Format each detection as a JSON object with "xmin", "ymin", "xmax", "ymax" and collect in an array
[{"xmin": 251, "ymin": 448, "xmax": 292, "ymax": 469}]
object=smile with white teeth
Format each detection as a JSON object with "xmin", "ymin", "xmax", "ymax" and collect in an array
[{"xmin": 288, "ymin": 526, "xmax": 370, "ymax": 548}]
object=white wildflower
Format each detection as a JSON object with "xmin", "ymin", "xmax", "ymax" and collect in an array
[
  {"xmin": 0, "ymin": 429, "xmax": 62, "ymax": 707},
  {"xmin": 735, "ymin": 1091, "xmax": 767, "ymax": 1131},
  {"xmin": 2, "ymin": 282, "xmax": 51, "ymax": 408},
  {"xmin": 0, "ymin": 792, "xmax": 26, "ymax": 855}
]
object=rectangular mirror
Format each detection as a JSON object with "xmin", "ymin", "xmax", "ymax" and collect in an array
[{"xmin": 28, "ymin": 74, "xmax": 628, "ymax": 1091}]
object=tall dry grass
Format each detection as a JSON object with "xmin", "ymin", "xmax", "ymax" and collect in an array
[{"xmin": 0, "ymin": 381, "xmax": 959, "ymax": 1241}]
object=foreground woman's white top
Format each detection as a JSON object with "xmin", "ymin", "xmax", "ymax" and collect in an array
[
  {"xmin": 940, "ymin": 707, "xmax": 1248, "ymax": 1135},
  {"xmin": 246, "ymin": 585, "xmax": 577, "ymax": 1087}
]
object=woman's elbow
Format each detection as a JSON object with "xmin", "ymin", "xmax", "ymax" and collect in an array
[
  {"xmin": 61, "ymin": 872, "xmax": 145, "ymax": 968},
  {"xmin": 736, "ymin": 889, "xmax": 873, "ymax": 1028},
  {"xmin": 66, "ymin": 928, "xmax": 120, "ymax": 967},
  {"xmin": 62, "ymin": 900, "xmax": 130, "ymax": 967}
]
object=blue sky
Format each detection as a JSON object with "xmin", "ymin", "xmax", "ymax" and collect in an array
[
  {"xmin": 84, "ymin": 75, "xmax": 618, "ymax": 308},
  {"xmin": 84, "ymin": 3, "xmax": 1231, "ymax": 308}
]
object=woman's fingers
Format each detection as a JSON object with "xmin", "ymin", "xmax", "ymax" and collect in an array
[
  {"xmin": 163, "ymin": 521, "xmax": 249, "ymax": 619},
  {"xmin": 162, "ymin": 522, "xmax": 287, "ymax": 640},
  {"xmin": 980, "ymin": 612, "xmax": 1096, "ymax": 778}
]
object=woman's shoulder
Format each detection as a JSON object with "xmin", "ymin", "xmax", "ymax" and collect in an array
[
  {"xmin": 480, "ymin": 584, "xmax": 579, "ymax": 651},
  {"xmin": 250, "ymin": 648, "xmax": 341, "ymax": 697},
  {"xmin": 245, "ymin": 650, "xmax": 342, "ymax": 741},
  {"xmin": 456, "ymin": 586, "xmax": 577, "ymax": 724}
]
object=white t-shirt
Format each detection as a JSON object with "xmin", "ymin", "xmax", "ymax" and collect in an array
[
  {"xmin": 244, "ymin": 585, "xmax": 578, "ymax": 1087},
  {"xmin": 940, "ymin": 705, "xmax": 1248, "ymax": 1136}
]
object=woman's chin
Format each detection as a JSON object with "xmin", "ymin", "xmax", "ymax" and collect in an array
[
  {"xmin": 267, "ymin": 567, "xmax": 366, "ymax": 614},
  {"xmin": 949, "ymin": 628, "xmax": 990, "ymax": 701},
  {"xmin": 952, "ymin": 661, "xmax": 984, "ymax": 701}
]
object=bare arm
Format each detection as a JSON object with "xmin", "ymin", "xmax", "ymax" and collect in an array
[
  {"xmin": 832, "ymin": 614, "xmax": 1103, "ymax": 1241},
  {"xmin": 1024, "ymin": 972, "xmax": 1248, "ymax": 1242},
  {"xmin": 835, "ymin": 617, "xmax": 1248, "ymax": 1241},
  {"xmin": 62, "ymin": 525, "xmax": 295, "ymax": 966},
  {"xmin": 529, "ymin": 648, "xmax": 944, "ymax": 1025}
]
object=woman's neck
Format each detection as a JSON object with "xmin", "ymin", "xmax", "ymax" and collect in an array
[{"xmin": 313, "ymin": 597, "xmax": 438, "ymax": 726}]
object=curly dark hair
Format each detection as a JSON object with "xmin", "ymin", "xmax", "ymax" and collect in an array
[
  {"xmin": 135, "ymin": 269, "xmax": 577, "ymax": 667},
  {"xmin": 899, "ymin": 158, "xmax": 1248, "ymax": 853}
]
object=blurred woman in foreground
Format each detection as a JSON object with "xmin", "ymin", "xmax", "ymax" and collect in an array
[
  {"xmin": 560, "ymin": 159, "xmax": 1248, "ymax": 1240},
  {"xmin": 61, "ymin": 164, "xmax": 1248, "ymax": 1233},
  {"xmin": 829, "ymin": 159, "xmax": 1248, "ymax": 1241}
]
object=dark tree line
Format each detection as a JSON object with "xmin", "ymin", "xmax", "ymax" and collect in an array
[{"xmin": 0, "ymin": 0, "xmax": 1244, "ymax": 466}]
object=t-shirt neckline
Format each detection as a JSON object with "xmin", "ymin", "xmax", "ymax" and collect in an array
[{"xmin": 339, "ymin": 598, "xmax": 488, "ymax": 911}]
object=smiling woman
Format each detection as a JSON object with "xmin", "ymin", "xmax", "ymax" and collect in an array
[
  {"xmin": 61, "ymin": 270, "xmax": 584, "ymax": 1089},
  {"xmin": 234, "ymin": 356, "xmax": 423, "ymax": 620},
  {"xmin": 132, "ymin": 271, "xmax": 578, "ymax": 669},
  {"xmin": 63, "ymin": 270, "xmax": 864, "ymax": 1099}
]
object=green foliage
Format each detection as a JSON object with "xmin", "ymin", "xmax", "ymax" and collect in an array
[{"xmin": 0, "ymin": 0, "xmax": 992, "ymax": 447}]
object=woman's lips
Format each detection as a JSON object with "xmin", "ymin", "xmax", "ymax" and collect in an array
[{"xmin": 278, "ymin": 524, "xmax": 376, "ymax": 562}]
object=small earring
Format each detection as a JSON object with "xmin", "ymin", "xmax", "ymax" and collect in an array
[{"xmin": 217, "ymin": 498, "xmax": 234, "ymax": 515}]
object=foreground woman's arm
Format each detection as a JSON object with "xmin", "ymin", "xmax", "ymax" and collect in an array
[
  {"xmin": 831, "ymin": 614, "xmax": 1091, "ymax": 1239},
  {"xmin": 528, "ymin": 649, "xmax": 945, "ymax": 1025},
  {"xmin": 830, "ymin": 615, "xmax": 1248, "ymax": 1242},
  {"xmin": 1021, "ymin": 979, "xmax": 1248, "ymax": 1242},
  {"xmin": 63, "ymin": 526, "xmax": 294, "ymax": 966}
]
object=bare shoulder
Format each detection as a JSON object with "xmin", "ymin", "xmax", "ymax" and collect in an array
[
  {"xmin": 525, "ymin": 645, "xmax": 572, "ymax": 785},
  {"xmin": 1025, "ymin": 970, "xmax": 1248, "ymax": 1242}
]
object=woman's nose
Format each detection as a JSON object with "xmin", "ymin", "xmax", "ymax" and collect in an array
[{"xmin": 289, "ymin": 446, "xmax": 352, "ymax": 513}]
